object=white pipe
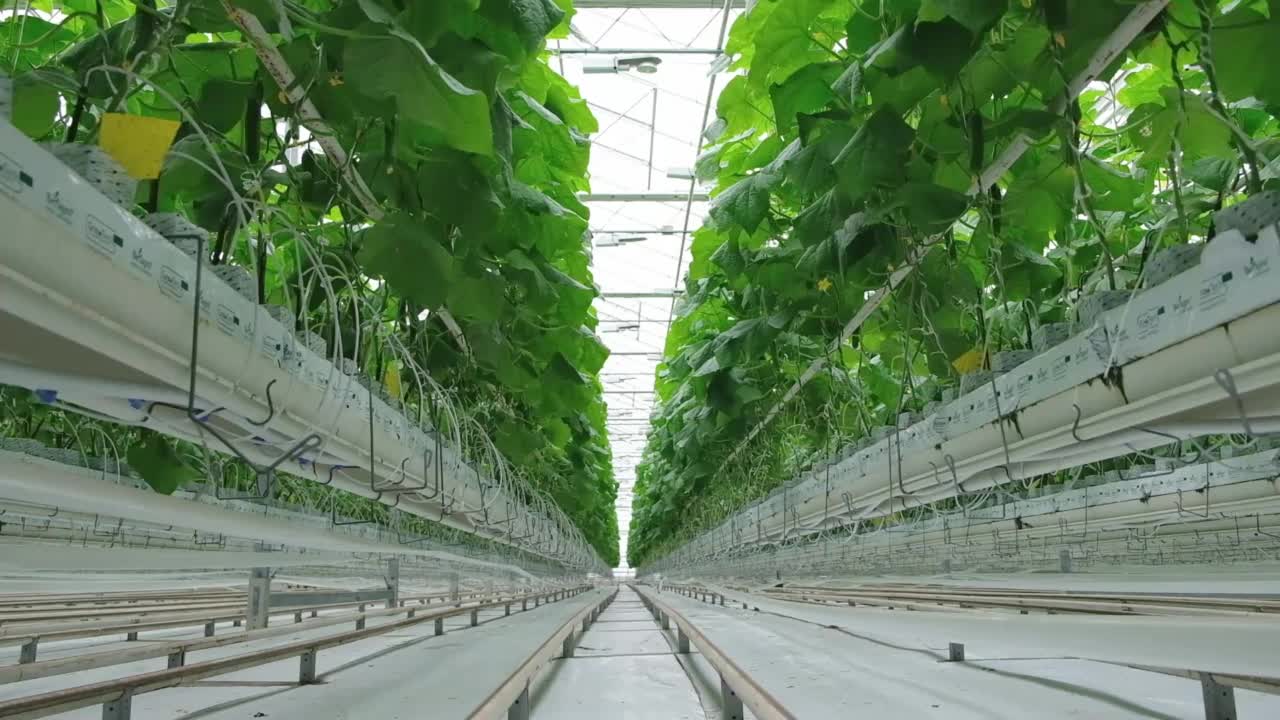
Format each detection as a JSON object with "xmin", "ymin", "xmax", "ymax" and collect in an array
[{"xmin": 0, "ymin": 451, "xmax": 537, "ymax": 577}]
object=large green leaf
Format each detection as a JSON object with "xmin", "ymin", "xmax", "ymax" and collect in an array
[
  {"xmin": 357, "ymin": 213, "xmax": 456, "ymax": 308},
  {"xmin": 769, "ymin": 62, "xmax": 841, "ymax": 133},
  {"xmin": 126, "ymin": 434, "xmax": 195, "ymax": 495},
  {"xmin": 1211, "ymin": 2, "xmax": 1280, "ymax": 105},
  {"xmin": 709, "ymin": 171, "xmax": 780, "ymax": 234},
  {"xmin": 346, "ymin": 28, "xmax": 494, "ymax": 156},
  {"xmin": 835, "ymin": 107, "xmax": 915, "ymax": 202},
  {"xmin": 918, "ymin": 0, "xmax": 1006, "ymax": 33}
]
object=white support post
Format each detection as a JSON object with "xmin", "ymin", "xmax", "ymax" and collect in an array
[
  {"xmin": 299, "ymin": 648, "xmax": 318, "ymax": 684},
  {"xmin": 507, "ymin": 683, "xmax": 531, "ymax": 720},
  {"xmin": 19, "ymin": 638, "xmax": 37, "ymax": 664},
  {"xmin": 248, "ymin": 566, "xmax": 271, "ymax": 631},
  {"xmin": 386, "ymin": 558, "xmax": 400, "ymax": 609},
  {"xmin": 1201, "ymin": 675, "xmax": 1237, "ymax": 720},
  {"xmin": 102, "ymin": 691, "xmax": 132, "ymax": 720},
  {"xmin": 721, "ymin": 675, "xmax": 744, "ymax": 720}
]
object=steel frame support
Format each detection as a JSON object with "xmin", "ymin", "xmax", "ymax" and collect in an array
[
  {"xmin": 470, "ymin": 608, "xmax": 480, "ymax": 627},
  {"xmin": 299, "ymin": 648, "xmax": 318, "ymax": 684},
  {"xmin": 386, "ymin": 558, "xmax": 400, "ymax": 609},
  {"xmin": 18, "ymin": 639, "xmax": 37, "ymax": 664},
  {"xmin": 101, "ymin": 691, "xmax": 132, "ymax": 720},
  {"xmin": 434, "ymin": 617, "xmax": 445, "ymax": 636},
  {"xmin": 948, "ymin": 643, "xmax": 965, "ymax": 662},
  {"xmin": 248, "ymin": 566, "xmax": 271, "ymax": 630},
  {"xmin": 507, "ymin": 684, "xmax": 531, "ymax": 720},
  {"xmin": 1201, "ymin": 674, "xmax": 1237, "ymax": 720},
  {"xmin": 661, "ymin": 612, "xmax": 670, "ymax": 630},
  {"xmin": 677, "ymin": 627, "xmax": 691, "ymax": 654},
  {"xmin": 450, "ymin": 572, "xmax": 461, "ymax": 607},
  {"xmin": 720, "ymin": 674, "xmax": 744, "ymax": 720},
  {"xmin": 204, "ymin": 621, "xmax": 216, "ymax": 637},
  {"xmin": 166, "ymin": 649, "xmax": 186, "ymax": 669}
]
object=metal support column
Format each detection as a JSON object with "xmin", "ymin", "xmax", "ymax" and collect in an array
[
  {"xmin": 450, "ymin": 572, "xmax": 461, "ymax": 607},
  {"xmin": 204, "ymin": 621, "xmax": 215, "ymax": 637},
  {"xmin": 299, "ymin": 648, "xmax": 318, "ymax": 684},
  {"xmin": 102, "ymin": 691, "xmax": 132, "ymax": 720},
  {"xmin": 677, "ymin": 627, "xmax": 690, "ymax": 654},
  {"xmin": 435, "ymin": 617, "xmax": 445, "ymax": 636},
  {"xmin": 248, "ymin": 566, "xmax": 271, "ymax": 630},
  {"xmin": 386, "ymin": 558, "xmax": 400, "ymax": 609},
  {"xmin": 562, "ymin": 632, "xmax": 576, "ymax": 658},
  {"xmin": 948, "ymin": 643, "xmax": 965, "ymax": 662},
  {"xmin": 721, "ymin": 675, "xmax": 744, "ymax": 720},
  {"xmin": 19, "ymin": 639, "xmax": 37, "ymax": 664},
  {"xmin": 126, "ymin": 632, "xmax": 138, "ymax": 641},
  {"xmin": 661, "ymin": 613, "xmax": 670, "ymax": 630},
  {"xmin": 507, "ymin": 684, "xmax": 531, "ymax": 720},
  {"xmin": 167, "ymin": 649, "xmax": 186, "ymax": 669},
  {"xmin": 522, "ymin": 597, "xmax": 528, "ymax": 611},
  {"xmin": 470, "ymin": 608, "xmax": 479, "ymax": 627},
  {"xmin": 505, "ymin": 603, "xmax": 511, "ymax": 616},
  {"xmin": 1201, "ymin": 674, "xmax": 1237, "ymax": 720}
]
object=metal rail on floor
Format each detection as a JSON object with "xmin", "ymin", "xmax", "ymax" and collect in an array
[
  {"xmin": 759, "ymin": 584, "xmax": 1280, "ymax": 617},
  {"xmin": 0, "ymin": 586, "xmax": 592, "ymax": 719},
  {"xmin": 660, "ymin": 582, "xmax": 1280, "ymax": 720},
  {"xmin": 0, "ymin": 587, "xmax": 566, "ymax": 684},
  {"xmin": 633, "ymin": 584, "xmax": 792, "ymax": 720},
  {"xmin": 0, "ymin": 586, "xmax": 543, "ymax": 667},
  {"xmin": 468, "ymin": 588, "xmax": 617, "ymax": 720}
]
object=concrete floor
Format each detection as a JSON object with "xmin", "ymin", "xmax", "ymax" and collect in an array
[{"xmin": 532, "ymin": 587, "xmax": 707, "ymax": 719}]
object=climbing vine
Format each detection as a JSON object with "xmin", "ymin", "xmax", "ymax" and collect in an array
[
  {"xmin": 629, "ymin": 0, "xmax": 1280, "ymax": 567},
  {"xmin": 1, "ymin": 0, "xmax": 619, "ymax": 565}
]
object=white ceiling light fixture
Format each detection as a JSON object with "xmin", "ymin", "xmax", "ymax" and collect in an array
[{"xmin": 582, "ymin": 55, "xmax": 664, "ymax": 74}]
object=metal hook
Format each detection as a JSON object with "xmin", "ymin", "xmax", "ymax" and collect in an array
[{"xmin": 1214, "ymin": 368, "xmax": 1256, "ymax": 437}]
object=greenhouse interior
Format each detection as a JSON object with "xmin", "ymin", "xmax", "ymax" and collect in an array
[{"xmin": 2, "ymin": 0, "xmax": 1280, "ymax": 717}]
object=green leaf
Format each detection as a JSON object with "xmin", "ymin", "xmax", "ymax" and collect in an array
[
  {"xmin": 709, "ymin": 171, "xmax": 779, "ymax": 234},
  {"xmin": 896, "ymin": 183, "xmax": 968, "ymax": 234},
  {"xmin": 357, "ymin": 213, "xmax": 456, "ymax": 308},
  {"xmin": 1211, "ymin": 4, "xmax": 1280, "ymax": 105},
  {"xmin": 447, "ymin": 268, "xmax": 506, "ymax": 323},
  {"xmin": 918, "ymin": 0, "xmax": 1005, "ymax": 33},
  {"xmin": 126, "ymin": 435, "xmax": 193, "ymax": 495},
  {"xmin": 10, "ymin": 77, "xmax": 60, "ymax": 138},
  {"xmin": 196, "ymin": 79, "xmax": 254, "ymax": 134},
  {"xmin": 835, "ymin": 107, "xmax": 915, "ymax": 202},
  {"xmin": 769, "ymin": 62, "xmax": 841, "ymax": 134},
  {"xmin": 710, "ymin": 239, "xmax": 747, "ymax": 279},
  {"xmin": 346, "ymin": 27, "xmax": 494, "ymax": 156}
]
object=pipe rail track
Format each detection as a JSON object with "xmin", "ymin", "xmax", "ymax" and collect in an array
[
  {"xmin": 757, "ymin": 583, "xmax": 1280, "ymax": 618},
  {"xmin": 648, "ymin": 582, "xmax": 1280, "ymax": 720},
  {"xmin": 0, "ymin": 586, "xmax": 558, "ymax": 668},
  {"xmin": 633, "ymin": 584, "xmax": 793, "ymax": 720},
  {"xmin": 0, "ymin": 586, "xmax": 594, "ymax": 719},
  {"xmin": 469, "ymin": 588, "xmax": 617, "ymax": 720}
]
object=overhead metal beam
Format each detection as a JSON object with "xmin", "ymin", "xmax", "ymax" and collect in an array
[
  {"xmin": 579, "ymin": 192, "xmax": 710, "ymax": 202},
  {"xmin": 575, "ymin": 0, "xmax": 745, "ymax": 6},
  {"xmin": 600, "ymin": 291, "xmax": 684, "ymax": 298},
  {"xmin": 554, "ymin": 47, "xmax": 723, "ymax": 55}
]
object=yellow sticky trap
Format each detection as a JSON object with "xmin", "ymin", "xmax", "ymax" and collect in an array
[
  {"xmin": 98, "ymin": 113, "xmax": 181, "ymax": 180},
  {"xmin": 384, "ymin": 364, "xmax": 402, "ymax": 400},
  {"xmin": 952, "ymin": 349, "xmax": 985, "ymax": 374}
]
